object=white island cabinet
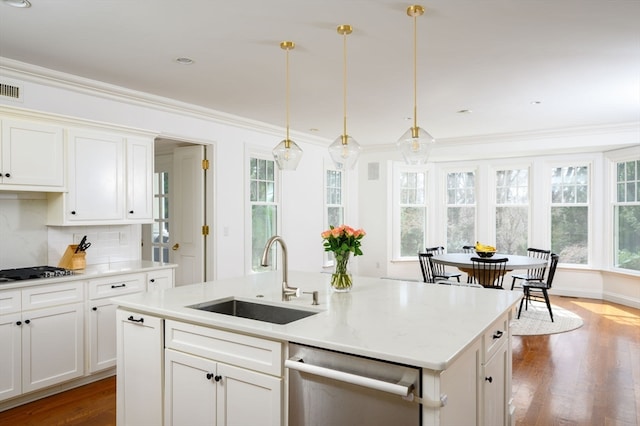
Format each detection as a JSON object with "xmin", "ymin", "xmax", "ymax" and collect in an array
[{"xmin": 113, "ymin": 271, "xmax": 521, "ymax": 426}]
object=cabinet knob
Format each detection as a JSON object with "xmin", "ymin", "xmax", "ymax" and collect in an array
[
  {"xmin": 214, "ymin": 375, "xmax": 222, "ymax": 382},
  {"xmin": 71, "ymin": 211, "xmax": 77, "ymax": 215},
  {"xmin": 492, "ymin": 330, "xmax": 503, "ymax": 339},
  {"xmin": 92, "ymin": 307, "xmax": 98, "ymax": 311},
  {"xmin": 206, "ymin": 373, "xmax": 214, "ymax": 380},
  {"xmin": 485, "ymin": 376, "xmax": 493, "ymax": 383},
  {"xmin": 4, "ymin": 173, "xmax": 10, "ymax": 178},
  {"xmin": 129, "ymin": 210, "xmax": 134, "ymax": 214},
  {"xmin": 16, "ymin": 321, "xmax": 22, "ymax": 326},
  {"xmin": 149, "ymin": 278, "xmax": 155, "ymax": 283},
  {"xmin": 24, "ymin": 319, "xmax": 31, "ymax": 324}
]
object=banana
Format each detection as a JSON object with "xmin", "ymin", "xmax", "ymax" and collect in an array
[{"xmin": 475, "ymin": 241, "xmax": 496, "ymax": 252}]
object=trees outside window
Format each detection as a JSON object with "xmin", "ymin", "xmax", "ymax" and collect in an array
[
  {"xmin": 495, "ymin": 168, "xmax": 529, "ymax": 255},
  {"xmin": 614, "ymin": 159, "xmax": 640, "ymax": 271},
  {"xmin": 551, "ymin": 165, "xmax": 589, "ymax": 264},
  {"xmin": 250, "ymin": 157, "xmax": 277, "ymax": 271},
  {"xmin": 395, "ymin": 170, "xmax": 427, "ymax": 258},
  {"xmin": 446, "ymin": 171, "xmax": 476, "ymax": 252}
]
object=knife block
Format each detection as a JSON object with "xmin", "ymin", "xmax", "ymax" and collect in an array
[{"xmin": 58, "ymin": 245, "xmax": 86, "ymax": 270}]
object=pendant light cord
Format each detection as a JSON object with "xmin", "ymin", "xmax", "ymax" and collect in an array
[
  {"xmin": 413, "ymin": 11, "xmax": 418, "ymax": 130},
  {"xmin": 342, "ymin": 29, "xmax": 348, "ymax": 144},
  {"xmin": 285, "ymin": 46, "xmax": 291, "ymax": 144}
]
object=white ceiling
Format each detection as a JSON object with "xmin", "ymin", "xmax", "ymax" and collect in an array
[{"xmin": 0, "ymin": 0, "xmax": 639, "ymax": 148}]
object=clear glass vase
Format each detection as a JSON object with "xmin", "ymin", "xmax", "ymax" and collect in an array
[{"xmin": 331, "ymin": 253, "xmax": 352, "ymax": 292}]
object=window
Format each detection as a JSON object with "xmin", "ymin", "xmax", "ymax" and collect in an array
[
  {"xmin": 446, "ymin": 171, "xmax": 476, "ymax": 252},
  {"xmin": 326, "ymin": 170, "xmax": 344, "ymax": 228},
  {"xmin": 550, "ymin": 165, "xmax": 589, "ymax": 264},
  {"xmin": 151, "ymin": 170, "xmax": 170, "ymax": 262},
  {"xmin": 397, "ymin": 170, "xmax": 427, "ymax": 257},
  {"xmin": 495, "ymin": 168, "xmax": 529, "ymax": 255},
  {"xmin": 250, "ymin": 157, "xmax": 278, "ymax": 271},
  {"xmin": 614, "ymin": 159, "xmax": 640, "ymax": 271}
]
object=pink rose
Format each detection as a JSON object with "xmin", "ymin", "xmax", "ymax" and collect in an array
[
  {"xmin": 321, "ymin": 230, "xmax": 331, "ymax": 239},
  {"xmin": 331, "ymin": 227, "xmax": 343, "ymax": 238}
]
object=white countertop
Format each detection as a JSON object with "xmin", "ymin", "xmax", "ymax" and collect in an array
[
  {"xmin": 0, "ymin": 261, "xmax": 177, "ymax": 290},
  {"xmin": 112, "ymin": 271, "xmax": 522, "ymax": 371}
]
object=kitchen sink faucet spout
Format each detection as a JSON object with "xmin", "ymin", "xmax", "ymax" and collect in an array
[{"xmin": 260, "ymin": 236, "xmax": 299, "ymax": 301}]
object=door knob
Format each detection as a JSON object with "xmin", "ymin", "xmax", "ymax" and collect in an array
[{"xmin": 172, "ymin": 243, "xmax": 180, "ymax": 251}]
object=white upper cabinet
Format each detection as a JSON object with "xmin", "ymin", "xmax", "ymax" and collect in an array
[
  {"xmin": 0, "ymin": 119, "xmax": 65, "ymax": 190},
  {"xmin": 47, "ymin": 128, "xmax": 154, "ymax": 225}
]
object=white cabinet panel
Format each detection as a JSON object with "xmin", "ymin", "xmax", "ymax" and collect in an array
[
  {"xmin": 117, "ymin": 309, "xmax": 163, "ymax": 426},
  {"xmin": 126, "ymin": 137, "xmax": 153, "ymax": 222},
  {"xmin": 147, "ymin": 268, "xmax": 174, "ymax": 292},
  {"xmin": 0, "ymin": 313, "xmax": 21, "ymax": 401},
  {"xmin": 88, "ymin": 301, "xmax": 118, "ymax": 373},
  {"xmin": 0, "ymin": 119, "xmax": 64, "ymax": 190}
]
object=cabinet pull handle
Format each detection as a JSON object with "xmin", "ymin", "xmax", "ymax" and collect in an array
[
  {"xmin": 111, "ymin": 284, "xmax": 127, "ymax": 289},
  {"xmin": 214, "ymin": 375, "xmax": 222, "ymax": 382},
  {"xmin": 206, "ymin": 373, "xmax": 214, "ymax": 380},
  {"xmin": 485, "ymin": 376, "xmax": 493, "ymax": 383},
  {"xmin": 24, "ymin": 319, "xmax": 31, "ymax": 324},
  {"xmin": 92, "ymin": 307, "xmax": 98, "ymax": 311},
  {"xmin": 127, "ymin": 315, "xmax": 144, "ymax": 323},
  {"xmin": 492, "ymin": 330, "xmax": 503, "ymax": 339},
  {"xmin": 16, "ymin": 321, "xmax": 22, "ymax": 326}
]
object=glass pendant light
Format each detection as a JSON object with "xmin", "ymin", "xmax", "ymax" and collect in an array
[
  {"xmin": 397, "ymin": 5, "xmax": 435, "ymax": 165},
  {"xmin": 272, "ymin": 41, "xmax": 303, "ymax": 171},
  {"xmin": 328, "ymin": 24, "xmax": 361, "ymax": 170}
]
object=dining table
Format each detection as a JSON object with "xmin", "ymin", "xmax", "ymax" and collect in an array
[{"xmin": 431, "ymin": 253, "xmax": 549, "ymax": 285}]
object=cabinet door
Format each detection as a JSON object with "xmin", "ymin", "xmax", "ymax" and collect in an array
[
  {"xmin": 116, "ymin": 309, "xmax": 163, "ymax": 426},
  {"xmin": 483, "ymin": 342, "xmax": 508, "ymax": 426},
  {"xmin": 0, "ymin": 119, "xmax": 64, "ymax": 189},
  {"xmin": 165, "ymin": 349, "xmax": 217, "ymax": 426},
  {"xmin": 126, "ymin": 137, "xmax": 154, "ymax": 222},
  {"xmin": 147, "ymin": 268, "xmax": 175, "ymax": 291},
  {"xmin": 22, "ymin": 302, "xmax": 84, "ymax": 393},
  {"xmin": 66, "ymin": 129, "xmax": 124, "ymax": 222},
  {"xmin": 217, "ymin": 362, "xmax": 282, "ymax": 426},
  {"xmin": 0, "ymin": 313, "xmax": 22, "ymax": 401},
  {"xmin": 88, "ymin": 301, "xmax": 117, "ymax": 373}
]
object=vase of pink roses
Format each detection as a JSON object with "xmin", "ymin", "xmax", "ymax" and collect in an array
[{"xmin": 321, "ymin": 225, "xmax": 366, "ymax": 292}]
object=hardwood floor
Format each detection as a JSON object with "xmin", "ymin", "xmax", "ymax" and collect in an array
[{"xmin": 0, "ymin": 296, "xmax": 638, "ymax": 425}]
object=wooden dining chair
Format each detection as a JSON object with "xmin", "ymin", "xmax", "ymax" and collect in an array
[
  {"xmin": 471, "ymin": 257, "xmax": 509, "ymax": 289},
  {"xmin": 418, "ymin": 252, "xmax": 436, "ymax": 283},
  {"xmin": 517, "ymin": 254, "xmax": 559, "ymax": 322},
  {"xmin": 510, "ymin": 247, "xmax": 551, "ymax": 290},
  {"xmin": 424, "ymin": 246, "xmax": 461, "ymax": 282}
]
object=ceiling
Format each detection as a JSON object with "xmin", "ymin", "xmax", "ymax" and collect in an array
[{"xmin": 0, "ymin": 0, "xmax": 639, "ymax": 148}]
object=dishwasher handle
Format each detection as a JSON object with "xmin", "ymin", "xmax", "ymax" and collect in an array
[{"xmin": 285, "ymin": 356, "xmax": 414, "ymax": 397}]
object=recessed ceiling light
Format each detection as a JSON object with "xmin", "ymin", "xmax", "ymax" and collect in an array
[
  {"xmin": 3, "ymin": 0, "xmax": 31, "ymax": 8},
  {"xmin": 175, "ymin": 57, "xmax": 194, "ymax": 65},
  {"xmin": 309, "ymin": 128, "xmax": 319, "ymax": 132},
  {"xmin": 530, "ymin": 100, "xmax": 542, "ymax": 105},
  {"xmin": 457, "ymin": 109, "xmax": 472, "ymax": 114}
]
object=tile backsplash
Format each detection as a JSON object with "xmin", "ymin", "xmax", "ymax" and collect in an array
[{"xmin": 0, "ymin": 193, "xmax": 141, "ymax": 269}]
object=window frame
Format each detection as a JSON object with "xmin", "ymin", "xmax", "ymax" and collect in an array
[
  {"xmin": 443, "ymin": 167, "xmax": 477, "ymax": 254},
  {"xmin": 323, "ymin": 164, "xmax": 346, "ymax": 266},
  {"xmin": 392, "ymin": 163, "xmax": 429, "ymax": 260},
  {"xmin": 493, "ymin": 166, "xmax": 531, "ymax": 255}
]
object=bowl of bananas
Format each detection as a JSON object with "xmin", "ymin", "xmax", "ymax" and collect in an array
[{"xmin": 475, "ymin": 242, "xmax": 496, "ymax": 258}]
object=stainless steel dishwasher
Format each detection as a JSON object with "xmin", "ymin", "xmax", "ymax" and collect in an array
[{"xmin": 286, "ymin": 343, "xmax": 421, "ymax": 426}]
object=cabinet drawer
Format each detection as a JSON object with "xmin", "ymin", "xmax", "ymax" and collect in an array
[
  {"xmin": 483, "ymin": 315, "xmax": 508, "ymax": 361},
  {"xmin": 165, "ymin": 320, "xmax": 282, "ymax": 376},
  {"xmin": 0, "ymin": 290, "xmax": 21, "ymax": 315},
  {"xmin": 22, "ymin": 282, "xmax": 83, "ymax": 311},
  {"xmin": 89, "ymin": 273, "xmax": 144, "ymax": 300}
]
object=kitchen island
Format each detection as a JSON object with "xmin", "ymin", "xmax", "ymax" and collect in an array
[{"xmin": 113, "ymin": 271, "xmax": 521, "ymax": 426}]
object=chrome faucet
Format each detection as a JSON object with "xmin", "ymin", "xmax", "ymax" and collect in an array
[{"xmin": 260, "ymin": 236, "xmax": 299, "ymax": 301}]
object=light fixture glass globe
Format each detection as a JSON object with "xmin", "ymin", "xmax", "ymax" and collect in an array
[
  {"xmin": 272, "ymin": 139, "xmax": 303, "ymax": 171},
  {"xmin": 396, "ymin": 126, "xmax": 435, "ymax": 165},
  {"xmin": 328, "ymin": 135, "xmax": 362, "ymax": 170}
]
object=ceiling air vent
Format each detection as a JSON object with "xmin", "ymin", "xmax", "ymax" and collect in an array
[{"xmin": 0, "ymin": 81, "xmax": 23, "ymax": 102}]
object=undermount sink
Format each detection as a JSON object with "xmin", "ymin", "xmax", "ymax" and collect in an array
[{"xmin": 187, "ymin": 298, "xmax": 318, "ymax": 325}]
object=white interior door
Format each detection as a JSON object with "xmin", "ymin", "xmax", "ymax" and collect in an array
[{"xmin": 172, "ymin": 145, "xmax": 206, "ymax": 286}]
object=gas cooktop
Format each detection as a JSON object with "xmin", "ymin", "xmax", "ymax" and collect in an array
[{"xmin": 0, "ymin": 266, "xmax": 74, "ymax": 283}]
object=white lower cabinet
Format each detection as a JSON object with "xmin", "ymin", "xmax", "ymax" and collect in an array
[
  {"xmin": 116, "ymin": 309, "xmax": 163, "ymax": 426},
  {"xmin": 147, "ymin": 268, "xmax": 175, "ymax": 292},
  {"xmin": 164, "ymin": 320, "xmax": 283, "ymax": 426},
  {"xmin": 0, "ymin": 282, "xmax": 84, "ymax": 403},
  {"xmin": 483, "ymin": 343, "xmax": 508, "ymax": 426}
]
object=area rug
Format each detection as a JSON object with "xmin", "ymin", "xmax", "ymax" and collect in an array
[{"xmin": 511, "ymin": 301, "xmax": 583, "ymax": 336}]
